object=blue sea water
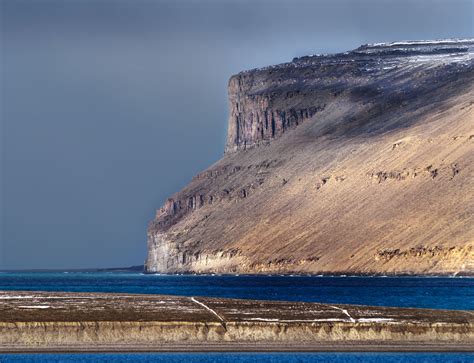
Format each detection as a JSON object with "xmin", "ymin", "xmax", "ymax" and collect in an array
[
  {"xmin": 0, "ymin": 272, "xmax": 473, "ymax": 309},
  {"xmin": 0, "ymin": 272, "xmax": 473, "ymax": 362}
]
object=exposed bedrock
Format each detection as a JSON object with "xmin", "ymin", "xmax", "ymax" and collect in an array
[
  {"xmin": 225, "ymin": 75, "xmax": 326, "ymax": 153},
  {"xmin": 146, "ymin": 40, "xmax": 474, "ymax": 275},
  {"xmin": 1, "ymin": 291, "xmax": 473, "ymax": 351}
]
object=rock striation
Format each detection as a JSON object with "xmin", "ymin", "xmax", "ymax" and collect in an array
[
  {"xmin": 1, "ymin": 291, "xmax": 473, "ymax": 352},
  {"xmin": 146, "ymin": 40, "xmax": 474, "ymax": 275}
]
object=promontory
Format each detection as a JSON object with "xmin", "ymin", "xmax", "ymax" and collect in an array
[{"xmin": 146, "ymin": 40, "xmax": 474, "ymax": 275}]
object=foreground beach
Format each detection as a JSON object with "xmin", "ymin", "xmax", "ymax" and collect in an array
[{"xmin": 0, "ymin": 291, "xmax": 473, "ymax": 352}]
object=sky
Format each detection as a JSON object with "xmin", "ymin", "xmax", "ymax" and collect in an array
[{"xmin": 0, "ymin": 0, "xmax": 472, "ymax": 270}]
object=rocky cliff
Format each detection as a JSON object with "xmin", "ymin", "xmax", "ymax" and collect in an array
[{"xmin": 146, "ymin": 39, "xmax": 474, "ymax": 275}]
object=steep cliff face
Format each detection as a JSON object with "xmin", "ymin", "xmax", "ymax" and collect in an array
[
  {"xmin": 225, "ymin": 74, "xmax": 326, "ymax": 152},
  {"xmin": 146, "ymin": 40, "xmax": 474, "ymax": 275}
]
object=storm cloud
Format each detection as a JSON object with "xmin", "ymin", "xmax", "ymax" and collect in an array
[{"xmin": 1, "ymin": 0, "xmax": 472, "ymax": 269}]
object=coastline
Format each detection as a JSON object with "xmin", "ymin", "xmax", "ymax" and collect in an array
[
  {"xmin": 140, "ymin": 272, "xmax": 474, "ymax": 278},
  {"xmin": 2, "ymin": 269, "xmax": 473, "ymax": 278},
  {"xmin": 1, "ymin": 291, "xmax": 473, "ymax": 353}
]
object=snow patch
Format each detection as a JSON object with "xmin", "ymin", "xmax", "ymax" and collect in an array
[
  {"xmin": 247, "ymin": 318, "xmax": 347, "ymax": 323},
  {"xmin": 330, "ymin": 305, "xmax": 356, "ymax": 323},
  {"xmin": 190, "ymin": 297, "xmax": 225, "ymax": 323},
  {"xmin": 367, "ymin": 39, "xmax": 474, "ymax": 47}
]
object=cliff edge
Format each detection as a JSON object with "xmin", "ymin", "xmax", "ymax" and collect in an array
[{"xmin": 146, "ymin": 40, "xmax": 474, "ymax": 275}]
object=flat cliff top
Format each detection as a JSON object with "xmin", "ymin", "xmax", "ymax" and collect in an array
[
  {"xmin": 238, "ymin": 39, "xmax": 474, "ymax": 76},
  {"xmin": 1, "ymin": 290, "xmax": 473, "ymax": 324}
]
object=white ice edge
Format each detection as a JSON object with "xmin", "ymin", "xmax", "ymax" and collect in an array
[
  {"xmin": 357, "ymin": 318, "xmax": 395, "ymax": 322},
  {"xmin": 247, "ymin": 318, "xmax": 347, "ymax": 322},
  {"xmin": 0, "ymin": 295, "xmax": 156, "ymax": 300},
  {"xmin": 246, "ymin": 317, "xmax": 395, "ymax": 323}
]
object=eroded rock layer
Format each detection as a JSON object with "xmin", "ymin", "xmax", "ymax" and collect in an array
[
  {"xmin": 146, "ymin": 40, "xmax": 474, "ymax": 275},
  {"xmin": 1, "ymin": 291, "xmax": 473, "ymax": 352}
]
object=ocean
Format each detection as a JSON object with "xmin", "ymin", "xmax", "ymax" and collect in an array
[{"xmin": 0, "ymin": 272, "xmax": 473, "ymax": 362}]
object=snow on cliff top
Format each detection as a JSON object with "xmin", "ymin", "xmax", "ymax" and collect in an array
[
  {"xmin": 355, "ymin": 38, "xmax": 474, "ymax": 54},
  {"xmin": 239, "ymin": 39, "xmax": 474, "ymax": 75},
  {"xmin": 363, "ymin": 39, "xmax": 474, "ymax": 48}
]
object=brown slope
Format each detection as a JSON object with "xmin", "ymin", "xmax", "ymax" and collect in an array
[{"xmin": 146, "ymin": 40, "xmax": 474, "ymax": 275}]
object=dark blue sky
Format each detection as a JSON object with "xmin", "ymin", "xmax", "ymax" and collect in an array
[{"xmin": 1, "ymin": 0, "xmax": 472, "ymax": 269}]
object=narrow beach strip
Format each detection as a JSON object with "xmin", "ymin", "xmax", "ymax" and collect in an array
[{"xmin": 0, "ymin": 291, "xmax": 473, "ymax": 352}]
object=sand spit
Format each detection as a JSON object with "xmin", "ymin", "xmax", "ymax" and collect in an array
[{"xmin": 0, "ymin": 291, "xmax": 473, "ymax": 352}]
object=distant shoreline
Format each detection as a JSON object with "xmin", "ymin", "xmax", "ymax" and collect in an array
[
  {"xmin": 0, "ymin": 268, "xmax": 472, "ymax": 278},
  {"xmin": 0, "ymin": 265, "xmax": 145, "ymax": 273}
]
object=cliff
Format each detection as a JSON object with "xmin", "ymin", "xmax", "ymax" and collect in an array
[{"xmin": 146, "ymin": 39, "xmax": 474, "ymax": 275}]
